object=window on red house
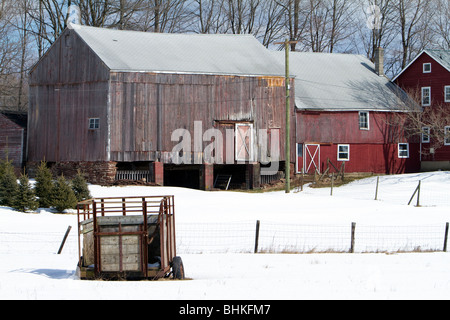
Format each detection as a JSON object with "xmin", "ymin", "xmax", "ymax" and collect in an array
[
  {"xmin": 422, "ymin": 87, "xmax": 431, "ymax": 106},
  {"xmin": 359, "ymin": 111, "xmax": 369, "ymax": 130},
  {"xmin": 445, "ymin": 86, "xmax": 450, "ymax": 103},
  {"xmin": 398, "ymin": 143, "xmax": 409, "ymax": 158}
]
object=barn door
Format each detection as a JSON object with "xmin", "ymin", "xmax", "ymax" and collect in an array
[
  {"xmin": 304, "ymin": 144, "xmax": 320, "ymax": 174},
  {"xmin": 235, "ymin": 123, "xmax": 254, "ymax": 162}
]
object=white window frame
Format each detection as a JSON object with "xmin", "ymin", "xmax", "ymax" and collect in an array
[
  {"xmin": 422, "ymin": 87, "xmax": 431, "ymax": 106},
  {"xmin": 359, "ymin": 111, "xmax": 370, "ymax": 130},
  {"xmin": 88, "ymin": 118, "xmax": 100, "ymax": 130},
  {"xmin": 421, "ymin": 127, "xmax": 430, "ymax": 143},
  {"xmin": 398, "ymin": 143, "xmax": 409, "ymax": 158},
  {"xmin": 445, "ymin": 126, "xmax": 450, "ymax": 146},
  {"xmin": 337, "ymin": 144, "xmax": 350, "ymax": 161},
  {"xmin": 445, "ymin": 86, "xmax": 450, "ymax": 103},
  {"xmin": 423, "ymin": 63, "xmax": 432, "ymax": 73}
]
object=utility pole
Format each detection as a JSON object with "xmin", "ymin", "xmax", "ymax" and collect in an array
[{"xmin": 275, "ymin": 39, "xmax": 297, "ymax": 194}]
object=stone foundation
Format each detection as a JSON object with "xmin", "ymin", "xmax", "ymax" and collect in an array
[{"xmin": 27, "ymin": 161, "xmax": 118, "ymax": 185}]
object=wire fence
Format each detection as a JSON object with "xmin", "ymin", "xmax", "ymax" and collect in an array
[
  {"xmin": 318, "ymin": 175, "xmax": 450, "ymax": 207},
  {"xmin": 176, "ymin": 221, "xmax": 449, "ymax": 254},
  {"xmin": 1, "ymin": 221, "xmax": 448, "ymax": 256}
]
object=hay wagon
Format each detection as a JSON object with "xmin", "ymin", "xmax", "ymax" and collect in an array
[{"xmin": 76, "ymin": 195, "xmax": 184, "ymax": 280}]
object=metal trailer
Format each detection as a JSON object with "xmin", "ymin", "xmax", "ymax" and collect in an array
[{"xmin": 76, "ymin": 195, "xmax": 184, "ymax": 280}]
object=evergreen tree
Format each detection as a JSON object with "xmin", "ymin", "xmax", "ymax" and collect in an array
[
  {"xmin": 51, "ymin": 175, "xmax": 78, "ymax": 213},
  {"xmin": 13, "ymin": 173, "xmax": 38, "ymax": 212},
  {"xmin": 0, "ymin": 160, "xmax": 18, "ymax": 207},
  {"xmin": 35, "ymin": 161, "xmax": 53, "ymax": 208},
  {"xmin": 72, "ymin": 169, "xmax": 91, "ymax": 202}
]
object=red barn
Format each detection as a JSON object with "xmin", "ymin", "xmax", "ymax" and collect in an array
[
  {"xmin": 393, "ymin": 49, "xmax": 450, "ymax": 171},
  {"xmin": 273, "ymin": 49, "xmax": 420, "ymax": 176}
]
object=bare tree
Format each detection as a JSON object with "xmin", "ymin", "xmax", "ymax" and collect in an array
[
  {"xmin": 432, "ymin": 0, "xmax": 450, "ymax": 50},
  {"xmin": 190, "ymin": 0, "xmax": 226, "ymax": 34},
  {"xmin": 223, "ymin": 0, "xmax": 262, "ymax": 35},
  {"xmin": 74, "ymin": 0, "xmax": 113, "ymax": 27},
  {"xmin": 393, "ymin": 0, "xmax": 434, "ymax": 70},
  {"xmin": 391, "ymin": 88, "xmax": 450, "ymax": 157},
  {"xmin": 256, "ymin": 0, "xmax": 285, "ymax": 47}
]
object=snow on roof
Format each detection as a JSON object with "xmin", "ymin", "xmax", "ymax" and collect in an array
[
  {"xmin": 69, "ymin": 24, "xmax": 284, "ymax": 77},
  {"xmin": 271, "ymin": 51, "xmax": 408, "ymax": 112}
]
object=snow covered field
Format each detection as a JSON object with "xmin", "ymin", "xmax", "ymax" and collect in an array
[{"xmin": 1, "ymin": 171, "xmax": 450, "ymax": 300}]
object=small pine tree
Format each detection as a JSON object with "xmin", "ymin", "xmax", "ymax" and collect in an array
[
  {"xmin": 72, "ymin": 170, "xmax": 91, "ymax": 202},
  {"xmin": 51, "ymin": 175, "xmax": 78, "ymax": 213},
  {"xmin": 0, "ymin": 160, "xmax": 18, "ymax": 207},
  {"xmin": 35, "ymin": 161, "xmax": 54, "ymax": 208},
  {"xmin": 13, "ymin": 173, "xmax": 38, "ymax": 212}
]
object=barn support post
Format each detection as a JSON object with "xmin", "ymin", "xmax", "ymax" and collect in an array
[
  {"xmin": 153, "ymin": 161, "xmax": 164, "ymax": 185},
  {"xmin": 246, "ymin": 163, "xmax": 261, "ymax": 189},
  {"xmin": 200, "ymin": 164, "xmax": 214, "ymax": 191}
]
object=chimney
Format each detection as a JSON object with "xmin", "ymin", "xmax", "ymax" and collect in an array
[{"xmin": 374, "ymin": 47, "xmax": 385, "ymax": 76}]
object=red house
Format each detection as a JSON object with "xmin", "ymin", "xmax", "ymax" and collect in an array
[
  {"xmin": 393, "ymin": 49, "xmax": 450, "ymax": 171},
  {"xmin": 273, "ymin": 49, "xmax": 420, "ymax": 176}
]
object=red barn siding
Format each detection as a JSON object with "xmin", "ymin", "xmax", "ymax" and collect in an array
[
  {"xmin": 395, "ymin": 51, "xmax": 450, "ymax": 164},
  {"xmin": 296, "ymin": 111, "xmax": 420, "ymax": 174},
  {"xmin": 395, "ymin": 52, "xmax": 450, "ymax": 106}
]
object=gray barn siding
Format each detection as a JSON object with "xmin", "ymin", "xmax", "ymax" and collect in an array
[
  {"xmin": 28, "ymin": 28, "xmax": 110, "ymax": 163},
  {"xmin": 109, "ymin": 72, "xmax": 290, "ymax": 164},
  {"xmin": 28, "ymin": 27, "xmax": 294, "ymax": 168}
]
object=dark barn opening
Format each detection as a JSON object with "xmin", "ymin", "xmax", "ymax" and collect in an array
[{"xmin": 164, "ymin": 165, "xmax": 201, "ymax": 189}]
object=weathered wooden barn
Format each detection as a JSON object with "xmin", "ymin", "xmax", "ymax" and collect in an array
[
  {"xmin": 28, "ymin": 24, "xmax": 292, "ymax": 189},
  {"xmin": 393, "ymin": 49, "xmax": 450, "ymax": 171},
  {"xmin": 0, "ymin": 111, "xmax": 27, "ymax": 171},
  {"xmin": 272, "ymin": 49, "xmax": 420, "ymax": 176}
]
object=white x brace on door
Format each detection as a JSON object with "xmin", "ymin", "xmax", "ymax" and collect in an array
[
  {"xmin": 304, "ymin": 144, "xmax": 320, "ymax": 174},
  {"xmin": 235, "ymin": 123, "xmax": 254, "ymax": 162}
]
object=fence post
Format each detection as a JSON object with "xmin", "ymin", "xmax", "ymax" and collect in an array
[
  {"xmin": 254, "ymin": 220, "xmax": 261, "ymax": 254},
  {"xmin": 416, "ymin": 180, "xmax": 421, "ymax": 207},
  {"xmin": 444, "ymin": 222, "xmax": 449, "ymax": 252},
  {"xmin": 374, "ymin": 176, "xmax": 379, "ymax": 200},
  {"xmin": 350, "ymin": 222, "xmax": 356, "ymax": 253},
  {"xmin": 57, "ymin": 226, "xmax": 72, "ymax": 254},
  {"xmin": 408, "ymin": 181, "xmax": 420, "ymax": 206},
  {"xmin": 330, "ymin": 173, "xmax": 334, "ymax": 196}
]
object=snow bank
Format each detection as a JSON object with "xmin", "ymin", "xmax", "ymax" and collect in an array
[{"xmin": 1, "ymin": 172, "xmax": 450, "ymax": 299}]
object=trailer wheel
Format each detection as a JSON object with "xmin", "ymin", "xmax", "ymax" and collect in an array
[{"xmin": 172, "ymin": 256, "xmax": 185, "ymax": 280}]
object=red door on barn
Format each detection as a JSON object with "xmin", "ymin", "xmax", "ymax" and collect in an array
[{"xmin": 304, "ymin": 144, "xmax": 320, "ymax": 174}]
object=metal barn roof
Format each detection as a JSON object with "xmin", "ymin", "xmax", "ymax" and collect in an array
[
  {"xmin": 69, "ymin": 24, "xmax": 284, "ymax": 77},
  {"xmin": 271, "ymin": 51, "xmax": 407, "ymax": 112}
]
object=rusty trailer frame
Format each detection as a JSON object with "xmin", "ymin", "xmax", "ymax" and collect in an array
[{"xmin": 76, "ymin": 196, "xmax": 180, "ymax": 280}]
